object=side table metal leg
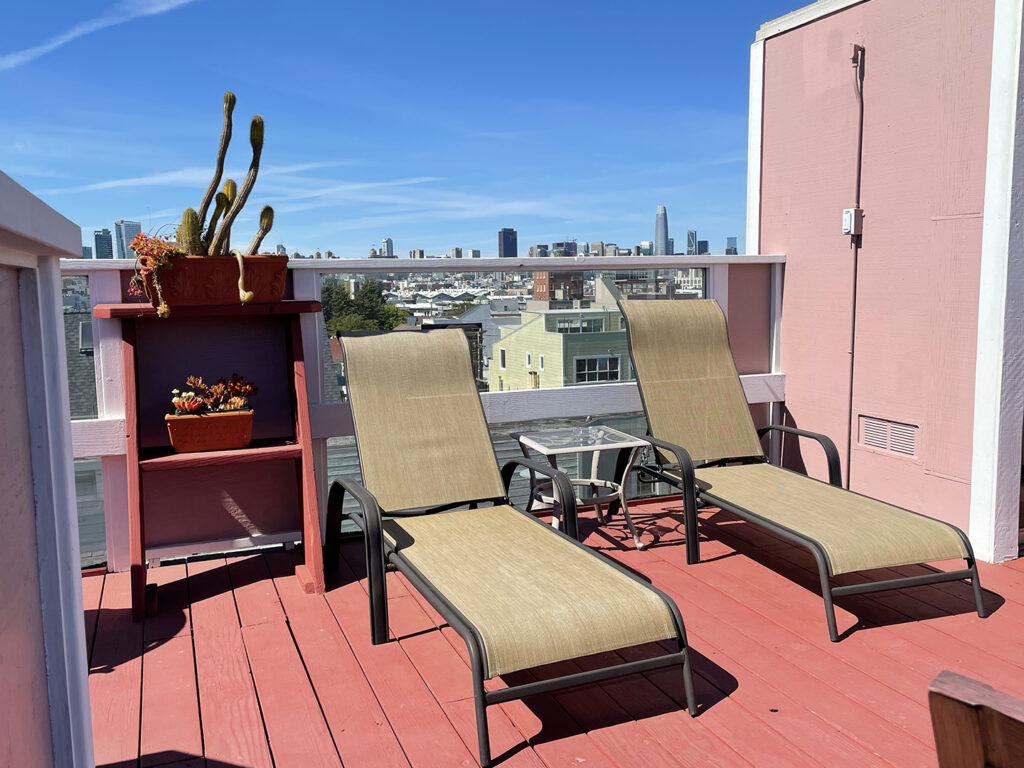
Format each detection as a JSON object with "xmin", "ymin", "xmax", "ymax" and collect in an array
[{"xmin": 619, "ymin": 446, "xmax": 645, "ymax": 549}]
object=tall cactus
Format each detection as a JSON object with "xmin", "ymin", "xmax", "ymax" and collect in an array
[
  {"xmin": 203, "ymin": 190, "xmax": 229, "ymax": 251},
  {"xmin": 196, "ymin": 92, "xmax": 235, "ymax": 233},
  {"xmin": 209, "ymin": 115, "xmax": 263, "ymax": 257},
  {"xmin": 246, "ymin": 205, "xmax": 274, "ymax": 255},
  {"xmin": 177, "ymin": 208, "xmax": 202, "ymax": 254}
]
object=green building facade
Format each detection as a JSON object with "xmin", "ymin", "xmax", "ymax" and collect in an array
[{"xmin": 489, "ymin": 308, "xmax": 634, "ymax": 391}]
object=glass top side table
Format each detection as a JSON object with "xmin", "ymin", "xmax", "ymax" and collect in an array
[{"xmin": 515, "ymin": 425, "xmax": 651, "ymax": 548}]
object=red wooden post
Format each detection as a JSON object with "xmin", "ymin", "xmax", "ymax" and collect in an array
[
  {"xmin": 121, "ymin": 321, "xmax": 148, "ymax": 621},
  {"xmin": 291, "ymin": 314, "xmax": 325, "ymax": 593}
]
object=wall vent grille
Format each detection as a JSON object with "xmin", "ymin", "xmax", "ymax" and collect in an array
[{"xmin": 859, "ymin": 416, "xmax": 917, "ymax": 457}]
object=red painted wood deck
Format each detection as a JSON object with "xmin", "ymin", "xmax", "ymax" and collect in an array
[{"xmin": 85, "ymin": 500, "xmax": 1024, "ymax": 768}]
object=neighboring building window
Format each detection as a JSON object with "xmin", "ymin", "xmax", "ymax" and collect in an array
[
  {"xmin": 555, "ymin": 317, "xmax": 605, "ymax": 334},
  {"xmin": 574, "ymin": 356, "xmax": 620, "ymax": 384},
  {"xmin": 539, "ymin": 354, "xmax": 544, "ymax": 371},
  {"xmin": 526, "ymin": 353, "xmax": 531, "ymax": 369},
  {"xmin": 499, "ymin": 348, "xmax": 506, "ymax": 369}
]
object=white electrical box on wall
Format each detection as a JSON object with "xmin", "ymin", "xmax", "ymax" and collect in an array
[{"xmin": 842, "ymin": 207, "xmax": 863, "ymax": 235}]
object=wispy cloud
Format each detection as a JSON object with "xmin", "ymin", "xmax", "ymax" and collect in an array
[
  {"xmin": 38, "ymin": 160, "xmax": 349, "ymax": 195},
  {"xmin": 0, "ymin": 0, "xmax": 201, "ymax": 72}
]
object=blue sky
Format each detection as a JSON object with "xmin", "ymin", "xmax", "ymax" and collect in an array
[{"xmin": 1, "ymin": 0, "xmax": 800, "ymax": 258}]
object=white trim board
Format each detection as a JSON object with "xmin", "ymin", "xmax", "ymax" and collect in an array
[
  {"xmin": 756, "ymin": 0, "xmax": 868, "ymax": 41},
  {"xmin": 969, "ymin": 0, "xmax": 1024, "ymax": 563},
  {"xmin": 76, "ymin": 374, "xmax": 787, "ymax": 450},
  {"xmin": 61, "ymin": 253, "xmax": 786, "ymax": 275}
]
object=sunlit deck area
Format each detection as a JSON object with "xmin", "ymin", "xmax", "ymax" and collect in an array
[{"xmin": 86, "ymin": 499, "xmax": 1024, "ymax": 768}]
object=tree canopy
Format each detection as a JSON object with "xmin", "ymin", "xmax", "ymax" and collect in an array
[{"xmin": 321, "ymin": 279, "xmax": 407, "ymax": 334}]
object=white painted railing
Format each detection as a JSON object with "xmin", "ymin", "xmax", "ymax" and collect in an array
[{"xmin": 61, "ymin": 254, "xmax": 785, "ymax": 570}]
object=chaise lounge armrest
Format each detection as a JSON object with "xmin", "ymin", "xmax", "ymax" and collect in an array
[
  {"xmin": 757, "ymin": 425, "xmax": 842, "ymax": 487},
  {"xmin": 640, "ymin": 436, "xmax": 701, "ymax": 565},
  {"xmin": 501, "ymin": 457, "xmax": 580, "ymax": 540},
  {"xmin": 325, "ymin": 477, "xmax": 390, "ymax": 643}
]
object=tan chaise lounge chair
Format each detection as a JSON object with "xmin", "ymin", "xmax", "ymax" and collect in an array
[
  {"xmin": 324, "ymin": 329, "xmax": 696, "ymax": 767},
  {"xmin": 619, "ymin": 298, "xmax": 986, "ymax": 642}
]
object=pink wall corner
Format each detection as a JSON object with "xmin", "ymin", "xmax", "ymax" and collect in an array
[
  {"xmin": 0, "ymin": 267, "xmax": 55, "ymax": 767},
  {"xmin": 761, "ymin": 0, "xmax": 994, "ymax": 530}
]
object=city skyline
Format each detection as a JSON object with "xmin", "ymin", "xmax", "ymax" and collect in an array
[{"xmin": 2, "ymin": 1, "xmax": 799, "ymax": 259}]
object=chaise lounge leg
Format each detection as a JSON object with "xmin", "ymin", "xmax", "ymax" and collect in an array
[
  {"xmin": 473, "ymin": 663, "xmax": 492, "ymax": 767},
  {"xmin": 683, "ymin": 474, "xmax": 700, "ymax": 565},
  {"xmin": 820, "ymin": 572, "xmax": 840, "ymax": 642},
  {"xmin": 365, "ymin": 534, "xmax": 389, "ymax": 645},
  {"xmin": 969, "ymin": 559, "xmax": 988, "ymax": 619},
  {"xmin": 681, "ymin": 643, "xmax": 698, "ymax": 716}
]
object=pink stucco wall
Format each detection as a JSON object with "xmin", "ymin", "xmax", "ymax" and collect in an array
[
  {"xmin": 0, "ymin": 266, "xmax": 55, "ymax": 767},
  {"xmin": 760, "ymin": 0, "xmax": 995, "ymax": 529}
]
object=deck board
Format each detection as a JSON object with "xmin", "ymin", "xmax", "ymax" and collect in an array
[
  {"xmin": 88, "ymin": 499, "xmax": 1024, "ymax": 768},
  {"xmin": 90, "ymin": 570, "xmax": 143, "ymax": 768}
]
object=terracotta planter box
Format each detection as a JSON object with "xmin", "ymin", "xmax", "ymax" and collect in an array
[
  {"xmin": 165, "ymin": 409, "xmax": 254, "ymax": 453},
  {"xmin": 144, "ymin": 253, "xmax": 288, "ymax": 307}
]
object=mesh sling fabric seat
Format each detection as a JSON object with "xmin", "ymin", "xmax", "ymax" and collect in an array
[
  {"xmin": 324, "ymin": 329, "xmax": 696, "ymax": 767},
  {"xmin": 619, "ymin": 298, "xmax": 986, "ymax": 642}
]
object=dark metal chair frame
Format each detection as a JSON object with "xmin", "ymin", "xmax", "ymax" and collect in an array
[
  {"xmin": 617, "ymin": 300, "xmax": 986, "ymax": 642},
  {"xmin": 325, "ymin": 457, "xmax": 697, "ymax": 767},
  {"xmin": 636, "ymin": 428, "xmax": 986, "ymax": 642}
]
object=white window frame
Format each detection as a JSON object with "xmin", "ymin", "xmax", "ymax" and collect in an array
[
  {"xmin": 498, "ymin": 348, "xmax": 506, "ymax": 369},
  {"xmin": 539, "ymin": 354, "xmax": 545, "ymax": 371},
  {"xmin": 526, "ymin": 352, "xmax": 531, "ymax": 369},
  {"xmin": 572, "ymin": 354, "xmax": 621, "ymax": 384}
]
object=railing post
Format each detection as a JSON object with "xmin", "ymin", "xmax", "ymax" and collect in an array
[
  {"xmin": 768, "ymin": 261, "xmax": 785, "ymax": 464},
  {"xmin": 291, "ymin": 269, "xmax": 329, "ymax": 534},
  {"xmin": 90, "ymin": 270, "xmax": 131, "ymax": 572}
]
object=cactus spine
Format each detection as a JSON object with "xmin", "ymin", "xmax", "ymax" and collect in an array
[
  {"xmin": 196, "ymin": 92, "xmax": 235, "ymax": 235},
  {"xmin": 209, "ymin": 115, "xmax": 263, "ymax": 257},
  {"xmin": 246, "ymin": 206, "xmax": 274, "ymax": 255},
  {"xmin": 177, "ymin": 208, "xmax": 202, "ymax": 254}
]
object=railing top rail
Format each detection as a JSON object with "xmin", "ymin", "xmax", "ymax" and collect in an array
[{"xmin": 60, "ymin": 253, "xmax": 784, "ymax": 276}]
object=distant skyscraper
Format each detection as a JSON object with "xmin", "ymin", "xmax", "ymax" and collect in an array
[
  {"xmin": 81, "ymin": 246, "xmax": 93, "ymax": 259},
  {"xmin": 325, "ymin": 250, "xmax": 335, "ymax": 259},
  {"xmin": 604, "ymin": 243, "xmax": 618, "ymax": 257},
  {"xmin": 467, "ymin": 249, "xmax": 481, "ymax": 259},
  {"xmin": 498, "ymin": 228, "xmax": 518, "ymax": 259},
  {"xmin": 409, "ymin": 249, "xmax": 425, "ymax": 259},
  {"xmin": 528, "ymin": 244, "xmax": 549, "ymax": 258},
  {"xmin": 93, "ymin": 229, "xmax": 114, "ymax": 260},
  {"xmin": 667, "ymin": 237, "xmax": 675, "ymax": 254},
  {"xmin": 686, "ymin": 230, "xmax": 697, "ymax": 255},
  {"xmin": 550, "ymin": 241, "xmax": 577, "ymax": 258},
  {"xmin": 589, "ymin": 241, "xmax": 604, "ymax": 256},
  {"xmin": 725, "ymin": 236, "xmax": 738, "ymax": 255},
  {"xmin": 114, "ymin": 220, "xmax": 142, "ymax": 259},
  {"xmin": 638, "ymin": 240, "xmax": 654, "ymax": 256},
  {"xmin": 381, "ymin": 237, "xmax": 394, "ymax": 258},
  {"xmin": 451, "ymin": 247, "xmax": 463, "ymax": 259},
  {"xmin": 697, "ymin": 240, "xmax": 709, "ymax": 255},
  {"xmin": 276, "ymin": 244, "xmax": 287, "ymax": 255},
  {"xmin": 654, "ymin": 206, "xmax": 669, "ymax": 255}
]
